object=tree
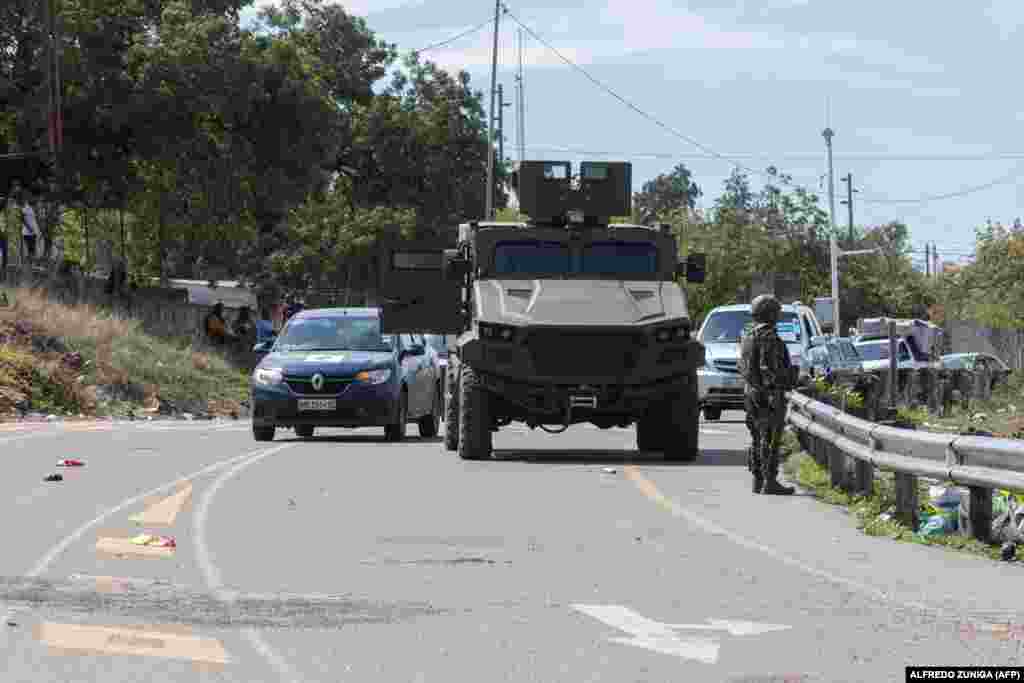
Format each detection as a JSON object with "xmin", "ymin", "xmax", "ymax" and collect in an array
[{"xmin": 633, "ymin": 163, "xmax": 701, "ymax": 222}]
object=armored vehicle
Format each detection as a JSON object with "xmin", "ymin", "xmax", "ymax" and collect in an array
[{"xmin": 376, "ymin": 160, "xmax": 708, "ymax": 461}]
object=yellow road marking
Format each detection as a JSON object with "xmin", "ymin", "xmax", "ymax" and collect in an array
[
  {"xmin": 34, "ymin": 622, "xmax": 229, "ymax": 664},
  {"xmin": 95, "ymin": 537, "xmax": 175, "ymax": 559},
  {"xmin": 623, "ymin": 465, "xmax": 678, "ymax": 515},
  {"xmin": 129, "ymin": 482, "xmax": 192, "ymax": 526}
]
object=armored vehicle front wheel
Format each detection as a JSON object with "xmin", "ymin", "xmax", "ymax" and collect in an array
[
  {"xmin": 458, "ymin": 365, "xmax": 493, "ymax": 460},
  {"xmin": 444, "ymin": 368, "xmax": 459, "ymax": 451},
  {"xmin": 665, "ymin": 380, "xmax": 700, "ymax": 462},
  {"xmin": 636, "ymin": 415, "xmax": 664, "ymax": 452}
]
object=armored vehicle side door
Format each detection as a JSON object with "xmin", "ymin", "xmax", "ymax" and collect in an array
[{"xmin": 377, "ymin": 239, "xmax": 464, "ymax": 335}]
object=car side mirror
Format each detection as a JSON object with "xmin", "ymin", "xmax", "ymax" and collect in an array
[
  {"xmin": 444, "ymin": 250, "xmax": 470, "ymax": 281},
  {"xmin": 684, "ymin": 253, "xmax": 706, "ymax": 283}
]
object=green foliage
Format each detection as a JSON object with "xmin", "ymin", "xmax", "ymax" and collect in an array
[
  {"xmin": 935, "ymin": 222, "xmax": 1024, "ymax": 330},
  {"xmin": 632, "ymin": 163, "xmax": 701, "ymax": 222}
]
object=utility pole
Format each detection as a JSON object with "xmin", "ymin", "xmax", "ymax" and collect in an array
[
  {"xmin": 933, "ymin": 243, "xmax": 939, "ymax": 279},
  {"xmin": 484, "ymin": 0, "xmax": 501, "ymax": 220},
  {"xmin": 925, "ymin": 243, "xmax": 930, "ymax": 277},
  {"xmin": 840, "ymin": 173, "xmax": 856, "ymax": 244},
  {"xmin": 516, "ymin": 28, "xmax": 525, "ymax": 164},
  {"xmin": 496, "ymin": 83, "xmax": 511, "ymax": 167},
  {"xmin": 823, "ymin": 126, "xmax": 839, "ymax": 334}
]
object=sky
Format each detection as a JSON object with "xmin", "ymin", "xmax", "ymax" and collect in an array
[{"xmin": 238, "ymin": 0, "xmax": 1024, "ymax": 271}]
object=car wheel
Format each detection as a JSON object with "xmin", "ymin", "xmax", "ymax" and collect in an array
[
  {"xmin": 385, "ymin": 390, "xmax": 408, "ymax": 442},
  {"xmin": 418, "ymin": 384, "xmax": 441, "ymax": 438},
  {"xmin": 253, "ymin": 425, "xmax": 275, "ymax": 442},
  {"xmin": 703, "ymin": 406, "xmax": 722, "ymax": 422},
  {"xmin": 458, "ymin": 365, "xmax": 492, "ymax": 460},
  {"xmin": 295, "ymin": 425, "xmax": 314, "ymax": 439},
  {"xmin": 444, "ymin": 368, "xmax": 459, "ymax": 451}
]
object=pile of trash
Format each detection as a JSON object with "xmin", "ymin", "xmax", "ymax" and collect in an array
[{"xmin": 913, "ymin": 485, "xmax": 1024, "ymax": 560}]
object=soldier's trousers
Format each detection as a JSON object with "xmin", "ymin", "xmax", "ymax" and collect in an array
[{"xmin": 745, "ymin": 390, "xmax": 786, "ymax": 480}]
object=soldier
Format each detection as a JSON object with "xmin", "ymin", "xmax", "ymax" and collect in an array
[{"xmin": 739, "ymin": 294, "xmax": 797, "ymax": 495}]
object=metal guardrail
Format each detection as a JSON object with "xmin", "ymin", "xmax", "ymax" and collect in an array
[{"xmin": 785, "ymin": 390, "xmax": 1024, "ymax": 542}]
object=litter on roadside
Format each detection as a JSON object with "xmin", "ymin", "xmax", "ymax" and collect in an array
[
  {"xmin": 43, "ymin": 474, "xmax": 63, "ymax": 482},
  {"xmin": 130, "ymin": 534, "xmax": 176, "ymax": 548},
  {"xmin": 56, "ymin": 459, "xmax": 84, "ymax": 467}
]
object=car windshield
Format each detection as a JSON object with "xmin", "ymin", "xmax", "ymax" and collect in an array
[
  {"xmin": 274, "ymin": 316, "xmax": 394, "ymax": 352},
  {"xmin": 701, "ymin": 310, "xmax": 801, "ymax": 343},
  {"xmin": 855, "ymin": 342, "xmax": 889, "ymax": 361},
  {"xmin": 492, "ymin": 240, "xmax": 659, "ymax": 276}
]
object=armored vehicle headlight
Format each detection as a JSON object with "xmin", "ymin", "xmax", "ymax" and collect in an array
[
  {"xmin": 479, "ymin": 322, "xmax": 516, "ymax": 342},
  {"xmin": 253, "ymin": 368, "xmax": 284, "ymax": 385},
  {"xmin": 655, "ymin": 324, "xmax": 690, "ymax": 343}
]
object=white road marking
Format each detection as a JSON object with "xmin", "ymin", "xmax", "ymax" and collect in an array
[
  {"xmin": 625, "ymin": 468, "xmax": 935, "ymax": 614},
  {"xmin": 0, "ymin": 445, "xmax": 292, "ymax": 630},
  {"xmin": 573, "ymin": 605, "xmax": 720, "ymax": 663},
  {"xmin": 193, "ymin": 443, "xmax": 301, "ymax": 683}
]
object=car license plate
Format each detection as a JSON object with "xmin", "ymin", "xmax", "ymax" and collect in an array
[{"xmin": 298, "ymin": 399, "xmax": 336, "ymax": 411}]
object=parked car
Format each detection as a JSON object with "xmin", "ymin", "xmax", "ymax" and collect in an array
[
  {"xmin": 250, "ymin": 307, "xmax": 443, "ymax": 442},
  {"xmin": 696, "ymin": 301, "xmax": 825, "ymax": 421},
  {"xmin": 941, "ymin": 352, "xmax": 1011, "ymax": 389},
  {"xmin": 853, "ymin": 337, "xmax": 937, "ymax": 372},
  {"xmin": 805, "ymin": 335, "xmax": 863, "ymax": 380}
]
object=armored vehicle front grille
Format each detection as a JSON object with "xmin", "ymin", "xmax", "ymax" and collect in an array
[{"xmin": 524, "ymin": 330, "xmax": 647, "ymax": 377}]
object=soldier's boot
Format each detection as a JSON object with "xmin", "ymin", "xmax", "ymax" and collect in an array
[
  {"xmin": 760, "ymin": 445, "xmax": 794, "ymax": 496},
  {"xmin": 747, "ymin": 446, "xmax": 763, "ymax": 494}
]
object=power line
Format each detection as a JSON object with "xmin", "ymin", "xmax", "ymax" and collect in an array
[
  {"xmin": 856, "ymin": 164, "xmax": 1024, "ymax": 205},
  {"xmin": 510, "ymin": 144, "xmax": 1024, "ymax": 163},
  {"xmin": 410, "ymin": 17, "xmax": 495, "ymax": 55},
  {"xmin": 500, "ymin": 7, "xmax": 1020, "ymax": 211},
  {"xmin": 500, "ymin": 8, "xmax": 812, "ymax": 190}
]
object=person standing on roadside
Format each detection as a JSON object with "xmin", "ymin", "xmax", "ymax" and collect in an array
[
  {"xmin": 738, "ymin": 294, "xmax": 797, "ymax": 495},
  {"xmin": 18, "ymin": 187, "xmax": 39, "ymax": 265},
  {"xmin": 0, "ymin": 187, "xmax": 9, "ymax": 273}
]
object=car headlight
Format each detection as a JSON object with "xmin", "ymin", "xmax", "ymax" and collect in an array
[
  {"xmin": 355, "ymin": 368, "xmax": 392, "ymax": 384},
  {"xmin": 479, "ymin": 322, "xmax": 516, "ymax": 341},
  {"xmin": 253, "ymin": 368, "xmax": 284, "ymax": 386}
]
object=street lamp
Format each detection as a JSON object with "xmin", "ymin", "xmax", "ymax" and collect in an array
[{"xmin": 829, "ymin": 240, "xmax": 882, "ymax": 336}]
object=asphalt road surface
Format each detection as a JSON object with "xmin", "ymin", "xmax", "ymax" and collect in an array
[{"xmin": 2, "ymin": 412, "xmax": 1024, "ymax": 683}]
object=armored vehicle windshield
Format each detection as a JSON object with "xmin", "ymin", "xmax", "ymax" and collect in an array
[{"xmin": 493, "ymin": 238, "xmax": 660, "ymax": 277}]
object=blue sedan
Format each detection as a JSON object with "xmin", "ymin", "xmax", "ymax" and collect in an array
[{"xmin": 249, "ymin": 308, "xmax": 443, "ymax": 442}]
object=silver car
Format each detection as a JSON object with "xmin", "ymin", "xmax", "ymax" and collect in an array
[{"xmin": 696, "ymin": 301, "xmax": 825, "ymax": 421}]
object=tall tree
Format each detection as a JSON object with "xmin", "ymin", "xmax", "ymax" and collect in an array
[{"xmin": 633, "ymin": 163, "xmax": 701, "ymax": 222}]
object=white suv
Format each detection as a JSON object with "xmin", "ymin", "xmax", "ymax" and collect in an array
[{"xmin": 696, "ymin": 301, "xmax": 825, "ymax": 421}]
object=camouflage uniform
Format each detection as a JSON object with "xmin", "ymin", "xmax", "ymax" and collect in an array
[{"xmin": 739, "ymin": 295, "xmax": 796, "ymax": 495}]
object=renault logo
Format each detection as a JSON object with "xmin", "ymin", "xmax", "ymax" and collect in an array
[{"xmin": 311, "ymin": 373, "xmax": 324, "ymax": 391}]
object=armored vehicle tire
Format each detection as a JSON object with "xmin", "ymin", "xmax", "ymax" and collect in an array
[
  {"xmin": 665, "ymin": 382, "xmax": 700, "ymax": 462},
  {"xmin": 253, "ymin": 425, "xmax": 275, "ymax": 442},
  {"xmin": 295, "ymin": 425, "xmax": 315, "ymax": 439},
  {"xmin": 384, "ymin": 390, "xmax": 408, "ymax": 442},
  {"xmin": 444, "ymin": 369, "xmax": 459, "ymax": 451},
  {"xmin": 458, "ymin": 365, "xmax": 492, "ymax": 460},
  {"xmin": 636, "ymin": 415, "xmax": 664, "ymax": 452},
  {"xmin": 418, "ymin": 384, "xmax": 441, "ymax": 438},
  {"xmin": 702, "ymin": 406, "xmax": 722, "ymax": 422}
]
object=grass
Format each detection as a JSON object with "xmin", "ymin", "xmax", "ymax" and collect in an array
[
  {"xmin": 0, "ymin": 286, "xmax": 250, "ymax": 418},
  {"xmin": 780, "ymin": 431, "xmax": 1008, "ymax": 562}
]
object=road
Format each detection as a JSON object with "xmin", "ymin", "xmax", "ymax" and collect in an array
[{"xmin": 2, "ymin": 412, "xmax": 1024, "ymax": 683}]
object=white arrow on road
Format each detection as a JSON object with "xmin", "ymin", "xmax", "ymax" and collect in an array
[{"xmin": 573, "ymin": 604, "xmax": 790, "ymax": 664}]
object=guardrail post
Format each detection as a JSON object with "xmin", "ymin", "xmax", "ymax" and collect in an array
[
  {"xmin": 959, "ymin": 487, "xmax": 993, "ymax": 543},
  {"xmin": 894, "ymin": 472, "xmax": 919, "ymax": 531},
  {"xmin": 853, "ymin": 458, "xmax": 873, "ymax": 497},
  {"xmin": 927, "ymin": 369, "xmax": 941, "ymax": 416},
  {"xmin": 828, "ymin": 441, "xmax": 846, "ymax": 490}
]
